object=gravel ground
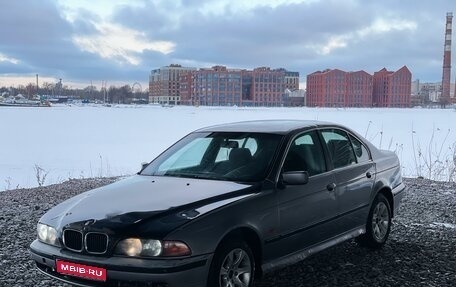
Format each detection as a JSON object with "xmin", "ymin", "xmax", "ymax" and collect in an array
[{"xmin": 0, "ymin": 177, "xmax": 455, "ymax": 287}]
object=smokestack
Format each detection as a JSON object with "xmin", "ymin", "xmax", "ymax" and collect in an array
[{"xmin": 441, "ymin": 12, "xmax": 453, "ymax": 105}]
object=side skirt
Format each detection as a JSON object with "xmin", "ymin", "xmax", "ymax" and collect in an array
[{"xmin": 262, "ymin": 226, "xmax": 365, "ymax": 274}]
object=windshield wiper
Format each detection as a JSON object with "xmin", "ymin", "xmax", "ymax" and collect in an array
[{"xmin": 163, "ymin": 172, "xmax": 217, "ymax": 180}]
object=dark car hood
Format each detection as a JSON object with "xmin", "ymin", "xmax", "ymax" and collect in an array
[{"xmin": 40, "ymin": 175, "xmax": 258, "ymax": 235}]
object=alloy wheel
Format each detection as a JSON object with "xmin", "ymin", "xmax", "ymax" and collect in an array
[
  {"xmin": 219, "ymin": 248, "xmax": 252, "ymax": 287},
  {"xmin": 371, "ymin": 201, "xmax": 390, "ymax": 242}
]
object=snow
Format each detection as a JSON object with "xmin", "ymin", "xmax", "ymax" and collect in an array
[
  {"xmin": 1, "ymin": 105, "xmax": 455, "ymax": 191},
  {"xmin": 430, "ymin": 222, "xmax": 456, "ymax": 229}
]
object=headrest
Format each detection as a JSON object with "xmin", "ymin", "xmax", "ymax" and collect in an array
[{"xmin": 229, "ymin": 148, "xmax": 252, "ymax": 165}]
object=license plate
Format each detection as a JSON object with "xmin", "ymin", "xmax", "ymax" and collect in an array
[{"xmin": 56, "ymin": 259, "xmax": 107, "ymax": 282}]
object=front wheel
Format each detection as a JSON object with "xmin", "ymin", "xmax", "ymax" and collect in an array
[
  {"xmin": 356, "ymin": 193, "xmax": 392, "ymax": 249},
  {"xmin": 208, "ymin": 240, "xmax": 255, "ymax": 287}
]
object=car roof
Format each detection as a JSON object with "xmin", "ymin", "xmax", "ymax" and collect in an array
[{"xmin": 194, "ymin": 120, "xmax": 334, "ymax": 134}]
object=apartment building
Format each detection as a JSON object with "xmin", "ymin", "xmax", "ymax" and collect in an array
[
  {"xmin": 149, "ymin": 64, "xmax": 196, "ymax": 105},
  {"xmin": 373, "ymin": 66, "xmax": 411, "ymax": 108},
  {"xmin": 150, "ymin": 65, "xmax": 299, "ymax": 106},
  {"xmin": 183, "ymin": 66, "xmax": 243, "ymax": 106},
  {"xmin": 307, "ymin": 66, "xmax": 411, "ymax": 108}
]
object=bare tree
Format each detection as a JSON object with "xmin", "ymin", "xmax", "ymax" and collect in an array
[
  {"xmin": 42, "ymin": 82, "xmax": 55, "ymax": 96},
  {"xmin": 25, "ymin": 82, "xmax": 35, "ymax": 98}
]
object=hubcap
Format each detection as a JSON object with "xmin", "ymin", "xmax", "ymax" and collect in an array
[
  {"xmin": 219, "ymin": 248, "xmax": 252, "ymax": 287},
  {"xmin": 371, "ymin": 201, "xmax": 390, "ymax": 241}
]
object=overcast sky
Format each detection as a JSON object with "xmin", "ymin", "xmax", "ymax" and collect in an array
[{"xmin": 0, "ymin": 0, "xmax": 454, "ymax": 89}]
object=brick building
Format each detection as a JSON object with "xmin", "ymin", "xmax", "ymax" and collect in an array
[
  {"xmin": 373, "ymin": 66, "xmax": 411, "ymax": 107},
  {"xmin": 247, "ymin": 67, "xmax": 286, "ymax": 107},
  {"xmin": 306, "ymin": 67, "xmax": 411, "ymax": 108},
  {"xmin": 306, "ymin": 69, "xmax": 348, "ymax": 107},
  {"xmin": 149, "ymin": 64, "xmax": 196, "ymax": 105},
  {"xmin": 179, "ymin": 72, "xmax": 193, "ymax": 105},
  {"xmin": 150, "ymin": 64, "xmax": 298, "ymax": 106},
  {"xmin": 184, "ymin": 66, "xmax": 243, "ymax": 106},
  {"xmin": 175, "ymin": 66, "xmax": 298, "ymax": 106},
  {"xmin": 346, "ymin": 71, "xmax": 373, "ymax": 107}
]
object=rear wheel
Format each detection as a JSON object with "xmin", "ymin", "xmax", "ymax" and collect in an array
[
  {"xmin": 357, "ymin": 193, "xmax": 392, "ymax": 249},
  {"xmin": 208, "ymin": 240, "xmax": 255, "ymax": 287}
]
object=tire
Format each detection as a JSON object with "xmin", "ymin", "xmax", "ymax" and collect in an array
[
  {"xmin": 207, "ymin": 239, "xmax": 255, "ymax": 287},
  {"xmin": 356, "ymin": 193, "xmax": 392, "ymax": 249}
]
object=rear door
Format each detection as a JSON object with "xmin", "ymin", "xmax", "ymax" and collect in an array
[{"xmin": 319, "ymin": 129, "xmax": 375, "ymax": 231}]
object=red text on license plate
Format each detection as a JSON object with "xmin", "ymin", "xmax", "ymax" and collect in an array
[{"xmin": 56, "ymin": 259, "xmax": 107, "ymax": 282}]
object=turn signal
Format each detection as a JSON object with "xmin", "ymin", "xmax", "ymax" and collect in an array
[{"xmin": 162, "ymin": 241, "xmax": 191, "ymax": 256}]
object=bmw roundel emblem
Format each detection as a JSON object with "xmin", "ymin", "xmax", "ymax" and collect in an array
[{"xmin": 84, "ymin": 219, "xmax": 96, "ymax": 226}]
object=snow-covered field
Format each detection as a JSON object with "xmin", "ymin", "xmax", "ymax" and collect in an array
[{"xmin": 1, "ymin": 105, "xmax": 455, "ymax": 191}]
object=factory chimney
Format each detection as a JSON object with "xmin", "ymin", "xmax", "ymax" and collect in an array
[{"xmin": 441, "ymin": 12, "xmax": 453, "ymax": 107}]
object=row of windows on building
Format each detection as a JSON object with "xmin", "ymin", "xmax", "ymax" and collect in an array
[
  {"xmin": 149, "ymin": 65, "xmax": 300, "ymax": 106},
  {"xmin": 149, "ymin": 65, "xmax": 412, "ymax": 107},
  {"xmin": 307, "ymin": 66, "xmax": 412, "ymax": 108}
]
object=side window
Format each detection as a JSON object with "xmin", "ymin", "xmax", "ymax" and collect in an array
[
  {"xmin": 321, "ymin": 129, "xmax": 357, "ymax": 169},
  {"xmin": 349, "ymin": 134, "xmax": 370, "ymax": 163},
  {"xmin": 283, "ymin": 131, "xmax": 326, "ymax": 176}
]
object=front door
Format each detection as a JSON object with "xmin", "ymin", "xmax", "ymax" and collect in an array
[{"xmin": 271, "ymin": 130, "xmax": 339, "ymax": 258}]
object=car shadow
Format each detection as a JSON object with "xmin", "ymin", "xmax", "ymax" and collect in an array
[{"xmin": 254, "ymin": 239, "xmax": 455, "ymax": 286}]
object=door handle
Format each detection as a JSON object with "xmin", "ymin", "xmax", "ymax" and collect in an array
[
  {"xmin": 366, "ymin": 171, "xmax": 372, "ymax": 178},
  {"xmin": 326, "ymin": 183, "xmax": 336, "ymax": 191}
]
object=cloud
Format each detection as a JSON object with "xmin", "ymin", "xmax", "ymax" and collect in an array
[
  {"xmin": 0, "ymin": 0, "xmax": 159, "ymax": 85},
  {"xmin": 0, "ymin": 0, "xmax": 454, "ymax": 86},
  {"xmin": 358, "ymin": 18, "xmax": 417, "ymax": 36},
  {"xmin": 0, "ymin": 0, "xmax": 78, "ymax": 75},
  {"xmin": 307, "ymin": 17, "xmax": 418, "ymax": 56},
  {"xmin": 73, "ymin": 23, "xmax": 175, "ymax": 65},
  {"xmin": 110, "ymin": 0, "xmax": 451, "ymax": 81},
  {"xmin": 0, "ymin": 53, "xmax": 20, "ymax": 65}
]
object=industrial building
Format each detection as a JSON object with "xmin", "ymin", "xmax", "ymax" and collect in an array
[
  {"xmin": 306, "ymin": 67, "xmax": 411, "ymax": 108},
  {"xmin": 410, "ymin": 12, "xmax": 455, "ymax": 107},
  {"xmin": 410, "ymin": 80, "xmax": 456, "ymax": 106},
  {"xmin": 373, "ymin": 66, "xmax": 412, "ymax": 108}
]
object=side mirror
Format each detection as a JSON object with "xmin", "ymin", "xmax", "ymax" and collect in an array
[
  {"xmin": 140, "ymin": 162, "xmax": 149, "ymax": 171},
  {"xmin": 282, "ymin": 171, "xmax": 309, "ymax": 185}
]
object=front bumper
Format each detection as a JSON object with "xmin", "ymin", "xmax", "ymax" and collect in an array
[
  {"xmin": 392, "ymin": 182, "xmax": 407, "ymax": 216},
  {"xmin": 30, "ymin": 240, "xmax": 212, "ymax": 287}
]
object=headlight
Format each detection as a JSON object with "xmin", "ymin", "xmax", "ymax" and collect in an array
[
  {"xmin": 114, "ymin": 238, "xmax": 191, "ymax": 257},
  {"xmin": 37, "ymin": 223, "xmax": 60, "ymax": 246}
]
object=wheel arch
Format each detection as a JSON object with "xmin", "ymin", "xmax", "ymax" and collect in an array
[
  {"xmin": 376, "ymin": 187, "xmax": 394, "ymax": 217},
  {"xmin": 372, "ymin": 176, "xmax": 395, "ymax": 217},
  {"xmin": 215, "ymin": 226, "xmax": 264, "ymax": 278}
]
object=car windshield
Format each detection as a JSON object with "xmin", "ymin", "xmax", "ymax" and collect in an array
[{"xmin": 141, "ymin": 132, "xmax": 283, "ymax": 182}]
